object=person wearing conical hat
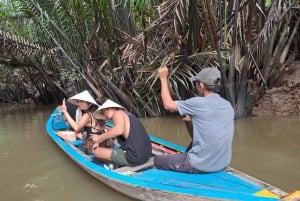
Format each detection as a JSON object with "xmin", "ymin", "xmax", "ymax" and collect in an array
[
  {"xmin": 56, "ymin": 90, "xmax": 103, "ymax": 142},
  {"xmin": 91, "ymin": 99, "xmax": 152, "ymax": 167}
]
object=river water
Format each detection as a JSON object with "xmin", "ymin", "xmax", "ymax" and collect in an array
[{"xmin": 0, "ymin": 104, "xmax": 299, "ymax": 201}]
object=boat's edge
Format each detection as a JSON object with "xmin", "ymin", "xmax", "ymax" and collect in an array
[
  {"xmin": 46, "ymin": 115, "xmax": 223, "ymax": 201},
  {"xmin": 46, "ymin": 109, "xmax": 299, "ymax": 201}
]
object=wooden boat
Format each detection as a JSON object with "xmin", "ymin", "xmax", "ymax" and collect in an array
[{"xmin": 46, "ymin": 109, "xmax": 300, "ymax": 201}]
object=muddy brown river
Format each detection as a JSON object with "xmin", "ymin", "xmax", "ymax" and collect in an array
[{"xmin": 0, "ymin": 104, "xmax": 299, "ymax": 201}]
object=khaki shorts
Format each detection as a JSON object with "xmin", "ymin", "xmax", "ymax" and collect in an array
[{"xmin": 111, "ymin": 148, "xmax": 130, "ymax": 166}]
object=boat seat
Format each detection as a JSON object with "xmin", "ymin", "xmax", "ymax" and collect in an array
[{"xmin": 114, "ymin": 157, "xmax": 154, "ymax": 174}]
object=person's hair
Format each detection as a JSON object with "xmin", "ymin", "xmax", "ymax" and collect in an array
[
  {"xmin": 194, "ymin": 77, "xmax": 221, "ymax": 93},
  {"xmin": 82, "ymin": 104, "xmax": 98, "ymax": 114},
  {"xmin": 203, "ymin": 83, "xmax": 220, "ymax": 93}
]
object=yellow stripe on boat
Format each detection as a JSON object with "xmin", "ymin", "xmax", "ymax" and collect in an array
[
  {"xmin": 254, "ymin": 189, "xmax": 279, "ymax": 198},
  {"xmin": 283, "ymin": 191, "xmax": 300, "ymax": 200}
]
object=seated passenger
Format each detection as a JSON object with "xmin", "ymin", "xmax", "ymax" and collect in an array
[
  {"xmin": 91, "ymin": 99, "xmax": 152, "ymax": 167},
  {"xmin": 56, "ymin": 90, "xmax": 103, "ymax": 142},
  {"xmin": 155, "ymin": 66, "xmax": 234, "ymax": 173}
]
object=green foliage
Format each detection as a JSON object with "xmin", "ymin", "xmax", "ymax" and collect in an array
[
  {"xmin": 265, "ymin": 0, "xmax": 271, "ymax": 7},
  {"xmin": 1, "ymin": 0, "xmax": 299, "ymax": 117},
  {"xmin": 0, "ymin": 1, "xmax": 30, "ymax": 37},
  {"xmin": 132, "ymin": 0, "xmax": 156, "ymax": 29}
]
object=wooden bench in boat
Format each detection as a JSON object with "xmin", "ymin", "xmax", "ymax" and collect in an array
[
  {"xmin": 69, "ymin": 140, "xmax": 160, "ymax": 174},
  {"xmin": 114, "ymin": 148, "xmax": 165, "ymax": 174},
  {"xmin": 114, "ymin": 157, "xmax": 155, "ymax": 174}
]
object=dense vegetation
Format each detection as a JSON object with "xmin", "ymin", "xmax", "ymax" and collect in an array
[{"xmin": 0, "ymin": 0, "xmax": 299, "ymax": 118}]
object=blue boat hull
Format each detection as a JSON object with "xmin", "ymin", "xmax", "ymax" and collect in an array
[{"xmin": 46, "ymin": 109, "xmax": 291, "ymax": 201}]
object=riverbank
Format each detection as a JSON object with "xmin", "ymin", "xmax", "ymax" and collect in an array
[{"xmin": 252, "ymin": 61, "xmax": 300, "ymax": 117}]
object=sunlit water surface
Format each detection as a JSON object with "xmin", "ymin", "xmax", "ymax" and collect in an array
[{"xmin": 0, "ymin": 104, "xmax": 299, "ymax": 201}]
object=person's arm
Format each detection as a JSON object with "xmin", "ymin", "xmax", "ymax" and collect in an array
[
  {"xmin": 90, "ymin": 110, "xmax": 125, "ymax": 143},
  {"xmin": 158, "ymin": 66, "xmax": 178, "ymax": 111},
  {"xmin": 70, "ymin": 113, "xmax": 90, "ymax": 133},
  {"xmin": 61, "ymin": 99, "xmax": 68, "ymax": 121},
  {"xmin": 57, "ymin": 104, "xmax": 89, "ymax": 133}
]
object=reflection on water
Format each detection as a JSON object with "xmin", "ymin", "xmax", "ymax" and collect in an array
[{"xmin": 0, "ymin": 104, "xmax": 299, "ymax": 201}]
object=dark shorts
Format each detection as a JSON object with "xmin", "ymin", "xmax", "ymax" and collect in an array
[
  {"xmin": 111, "ymin": 148, "xmax": 130, "ymax": 167},
  {"xmin": 154, "ymin": 152, "xmax": 203, "ymax": 173}
]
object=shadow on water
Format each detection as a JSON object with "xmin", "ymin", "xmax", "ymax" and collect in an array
[{"xmin": 0, "ymin": 104, "xmax": 299, "ymax": 201}]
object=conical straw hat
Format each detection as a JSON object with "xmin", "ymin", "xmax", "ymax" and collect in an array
[
  {"xmin": 93, "ymin": 99, "xmax": 124, "ymax": 119},
  {"xmin": 67, "ymin": 90, "xmax": 98, "ymax": 106}
]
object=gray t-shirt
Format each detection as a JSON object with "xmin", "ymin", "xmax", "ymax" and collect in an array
[{"xmin": 176, "ymin": 94, "xmax": 234, "ymax": 172}]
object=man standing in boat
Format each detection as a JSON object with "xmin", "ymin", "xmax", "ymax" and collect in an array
[
  {"xmin": 155, "ymin": 66, "xmax": 234, "ymax": 173},
  {"xmin": 91, "ymin": 99, "xmax": 152, "ymax": 168}
]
